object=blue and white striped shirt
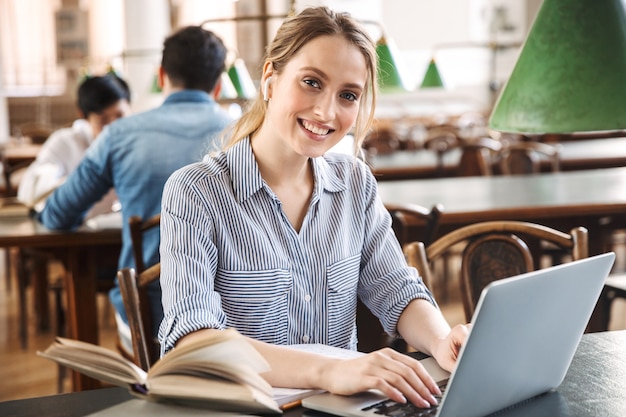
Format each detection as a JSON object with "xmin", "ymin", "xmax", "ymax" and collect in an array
[{"xmin": 158, "ymin": 138, "xmax": 435, "ymax": 355}]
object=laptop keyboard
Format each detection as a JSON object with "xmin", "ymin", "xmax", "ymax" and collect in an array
[{"xmin": 361, "ymin": 386, "xmax": 445, "ymax": 417}]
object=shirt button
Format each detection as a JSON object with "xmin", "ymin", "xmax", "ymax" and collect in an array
[
  {"xmin": 304, "ymin": 294, "xmax": 311, "ymax": 302},
  {"xmin": 302, "ymin": 335, "xmax": 310, "ymax": 343}
]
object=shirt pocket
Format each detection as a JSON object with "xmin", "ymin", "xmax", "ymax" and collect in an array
[
  {"xmin": 216, "ymin": 268, "xmax": 292, "ymax": 344},
  {"xmin": 326, "ymin": 254, "xmax": 360, "ymax": 348}
]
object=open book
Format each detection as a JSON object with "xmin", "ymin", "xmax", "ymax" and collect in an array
[{"xmin": 38, "ymin": 329, "xmax": 281, "ymax": 414}]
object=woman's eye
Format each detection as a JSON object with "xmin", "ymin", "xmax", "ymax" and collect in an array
[
  {"xmin": 304, "ymin": 79, "xmax": 320, "ymax": 89},
  {"xmin": 340, "ymin": 92, "xmax": 358, "ymax": 102}
]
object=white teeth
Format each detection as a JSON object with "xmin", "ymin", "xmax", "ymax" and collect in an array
[{"xmin": 302, "ymin": 120, "xmax": 329, "ymax": 135}]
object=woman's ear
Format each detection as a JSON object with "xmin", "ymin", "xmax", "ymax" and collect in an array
[
  {"xmin": 263, "ymin": 76, "xmax": 272, "ymax": 101},
  {"xmin": 261, "ymin": 62, "xmax": 274, "ymax": 101}
]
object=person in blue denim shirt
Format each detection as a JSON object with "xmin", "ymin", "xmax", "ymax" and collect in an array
[{"xmin": 38, "ymin": 26, "xmax": 233, "ymax": 354}]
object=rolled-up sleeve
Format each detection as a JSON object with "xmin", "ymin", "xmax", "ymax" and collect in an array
[
  {"xmin": 158, "ymin": 168, "xmax": 226, "ymax": 355},
  {"xmin": 357, "ymin": 165, "xmax": 436, "ymax": 337}
]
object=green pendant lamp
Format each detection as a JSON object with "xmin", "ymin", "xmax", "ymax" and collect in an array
[
  {"xmin": 227, "ymin": 58, "xmax": 257, "ymax": 99},
  {"xmin": 420, "ymin": 58, "xmax": 445, "ymax": 88},
  {"xmin": 377, "ymin": 35, "xmax": 410, "ymax": 93},
  {"xmin": 78, "ymin": 66, "xmax": 92, "ymax": 84},
  {"xmin": 489, "ymin": 0, "xmax": 626, "ymax": 134},
  {"xmin": 219, "ymin": 71, "xmax": 238, "ymax": 100},
  {"xmin": 150, "ymin": 71, "xmax": 162, "ymax": 94}
]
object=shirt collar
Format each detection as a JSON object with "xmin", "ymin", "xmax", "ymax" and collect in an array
[
  {"xmin": 163, "ymin": 90, "xmax": 214, "ymax": 105},
  {"xmin": 226, "ymin": 137, "xmax": 347, "ymax": 204}
]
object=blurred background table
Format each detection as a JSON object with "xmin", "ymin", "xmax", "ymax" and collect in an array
[{"xmin": 369, "ymin": 137, "xmax": 626, "ymax": 181}]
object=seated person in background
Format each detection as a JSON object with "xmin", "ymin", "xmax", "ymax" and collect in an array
[
  {"xmin": 38, "ymin": 26, "xmax": 233, "ymax": 355},
  {"xmin": 17, "ymin": 75, "xmax": 131, "ymax": 211},
  {"xmin": 159, "ymin": 7, "xmax": 469, "ymax": 409}
]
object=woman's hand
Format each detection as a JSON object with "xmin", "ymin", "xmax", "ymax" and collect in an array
[
  {"xmin": 430, "ymin": 323, "xmax": 471, "ymax": 372},
  {"xmin": 319, "ymin": 347, "xmax": 441, "ymax": 408}
]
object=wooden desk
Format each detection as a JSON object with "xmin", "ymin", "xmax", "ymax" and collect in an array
[
  {"xmin": 3, "ymin": 143, "xmax": 41, "ymax": 165},
  {"xmin": 369, "ymin": 137, "xmax": 626, "ymax": 180},
  {"xmin": 0, "ymin": 142, "xmax": 41, "ymax": 195},
  {"xmin": 0, "ymin": 215, "xmax": 121, "ymax": 391},
  {"xmin": 377, "ymin": 167, "xmax": 626, "ymax": 251},
  {"xmin": 377, "ymin": 167, "xmax": 626, "ymax": 331},
  {"xmin": 2, "ymin": 331, "xmax": 624, "ymax": 417}
]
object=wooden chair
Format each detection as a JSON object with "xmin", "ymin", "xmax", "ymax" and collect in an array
[
  {"xmin": 129, "ymin": 214, "xmax": 161, "ymax": 273},
  {"xmin": 423, "ymin": 127, "xmax": 459, "ymax": 177},
  {"xmin": 601, "ymin": 274, "xmax": 626, "ymax": 330},
  {"xmin": 456, "ymin": 136, "xmax": 502, "ymax": 177},
  {"xmin": 362, "ymin": 126, "xmax": 401, "ymax": 156},
  {"xmin": 498, "ymin": 140, "xmax": 562, "ymax": 175},
  {"xmin": 15, "ymin": 122, "xmax": 55, "ymax": 145},
  {"xmin": 0, "ymin": 151, "xmax": 32, "ymax": 197},
  {"xmin": 117, "ymin": 264, "xmax": 161, "ymax": 371},
  {"xmin": 356, "ymin": 203, "xmax": 443, "ymax": 353},
  {"xmin": 117, "ymin": 213, "xmax": 162, "ymax": 369},
  {"xmin": 424, "ymin": 129, "xmax": 501, "ymax": 177},
  {"xmin": 404, "ymin": 221, "xmax": 588, "ymax": 322},
  {"xmin": 385, "ymin": 202, "xmax": 444, "ymax": 248}
]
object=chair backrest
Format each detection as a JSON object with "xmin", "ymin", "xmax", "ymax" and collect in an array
[
  {"xmin": 123, "ymin": 213, "xmax": 162, "ymax": 370},
  {"xmin": 404, "ymin": 221, "xmax": 588, "ymax": 322},
  {"xmin": 456, "ymin": 136, "xmax": 502, "ymax": 177},
  {"xmin": 356, "ymin": 203, "xmax": 444, "ymax": 353},
  {"xmin": 499, "ymin": 140, "xmax": 562, "ymax": 175},
  {"xmin": 423, "ymin": 127, "xmax": 459, "ymax": 177},
  {"xmin": 128, "ymin": 214, "xmax": 161, "ymax": 273},
  {"xmin": 16, "ymin": 122, "xmax": 55, "ymax": 144},
  {"xmin": 362, "ymin": 126, "xmax": 401, "ymax": 156},
  {"xmin": 424, "ymin": 130, "xmax": 501, "ymax": 177},
  {"xmin": 384, "ymin": 202, "xmax": 444, "ymax": 247},
  {"xmin": 117, "ymin": 264, "xmax": 161, "ymax": 371}
]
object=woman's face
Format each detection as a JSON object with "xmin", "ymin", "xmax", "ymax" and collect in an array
[
  {"xmin": 265, "ymin": 34, "xmax": 368, "ymax": 159},
  {"xmin": 87, "ymin": 99, "xmax": 131, "ymax": 138}
]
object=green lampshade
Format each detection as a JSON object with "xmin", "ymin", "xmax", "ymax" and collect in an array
[
  {"xmin": 227, "ymin": 58, "xmax": 257, "ymax": 99},
  {"xmin": 150, "ymin": 72, "xmax": 162, "ymax": 94},
  {"xmin": 420, "ymin": 58, "xmax": 445, "ymax": 88},
  {"xmin": 78, "ymin": 66, "xmax": 92, "ymax": 84},
  {"xmin": 377, "ymin": 36, "xmax": 410, "ymax": 93},
  {"xmin": 219, "ymin": 71, "xmax": 238, "ymax": 100},
  {"xmin": 106, "ymin": 64, "xmax": 120, "ymax": 78},
  {"xmin": 489, "ymin": 0, "xmax": 626, "ymax": 134}
]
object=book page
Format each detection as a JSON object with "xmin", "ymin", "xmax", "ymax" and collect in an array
[
  {"xmin": 37, "ymin": 337, "xmax": 146, "ymax": 386},
  {"xmin": 147, "ymin": 374, "xmax": 280, "ymax": 414},
  {"xmin": 151, "ymin": 336, "xmax": 270, "ymax": 376},
  {"xmin": 285, "ymin": 343, "xmax": 365, "ymax": 359},
  {"xmin": 148, "ymin": 332, "xmax": 272, "ymax": 395}
]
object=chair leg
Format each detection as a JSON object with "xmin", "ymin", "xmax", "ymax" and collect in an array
[
  {"xmin": 4, "ymin": 248, "xmax": 11, "ymax": 292},
  {"xmin": 50, "ymin": 274, "xmax": 67, "ymax": 393},
  {"xmin": 15, "ymin": 249, "xmax": 29, "ymax": 350}
]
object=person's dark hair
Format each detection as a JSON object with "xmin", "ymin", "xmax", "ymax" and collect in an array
[
  {"xmin": 77, "ymin": 75, "xmax": 131, "ymax": 118},
  {"xmin": 161, "ymin": 26, "xmax": 226, "ymax": 93}
]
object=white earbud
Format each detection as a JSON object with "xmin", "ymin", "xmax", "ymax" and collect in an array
[{"xmin": 263, "ymin": 76, "xmax": 272, "ymax": 101}]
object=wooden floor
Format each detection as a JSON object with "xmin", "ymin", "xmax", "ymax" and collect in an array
[
  {"xmin": 0, "ymin": 250, "xmax": 623, "ymax": 403},
  {"xmin": 0, "ymin": 254, "xmax": 119, "ymax": 402}
]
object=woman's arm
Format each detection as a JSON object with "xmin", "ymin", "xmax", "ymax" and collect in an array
[
  {"xmin": 397, "ymin": 298, "xmax": 471, "ymax": 372},
  {"xmin": 177, "ymin": 328, "xmax": 442, "ymax": 408}
]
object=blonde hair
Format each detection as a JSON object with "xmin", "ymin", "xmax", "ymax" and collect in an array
[{"xmin": 223, "ymin": 6, "xmax": 378, "ymax": 156}]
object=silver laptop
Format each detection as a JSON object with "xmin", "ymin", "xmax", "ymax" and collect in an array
[{"xmin": 303, "ymin": 252, "xmax": 615, "ymax": 417}]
